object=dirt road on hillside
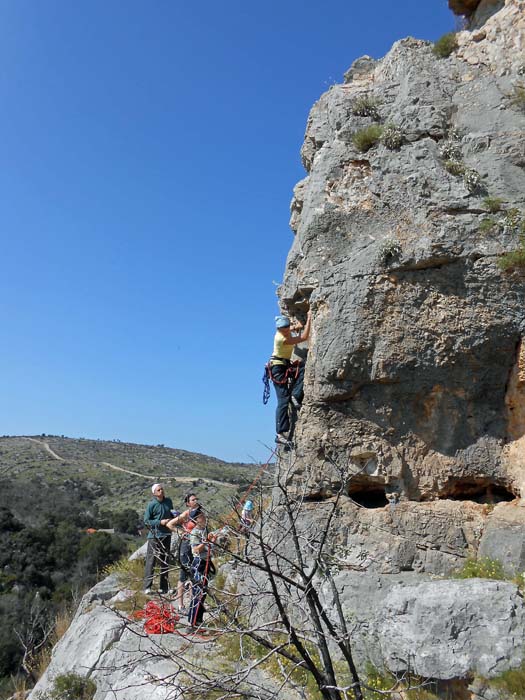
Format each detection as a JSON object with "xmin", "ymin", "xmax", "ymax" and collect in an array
[
  {"xmin": 23, "ymin": 437, "xmax": 65, "ymax": 461},
  {"xmin": 20, "ymin": 438, "xmax": 236, "ymax": 488}
]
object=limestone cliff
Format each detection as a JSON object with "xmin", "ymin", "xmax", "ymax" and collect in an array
[
  {"xmin": 281, "ymin": 0, "xmax": 525, "ymax": 577},
  {"xmin": 274, "ymin": 4, "xmax": 525, "ymax": 692}
]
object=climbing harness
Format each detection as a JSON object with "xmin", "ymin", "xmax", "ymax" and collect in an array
[{"xmin": 262, "ymin": 359, "xmax": 301, "ymax": 404}]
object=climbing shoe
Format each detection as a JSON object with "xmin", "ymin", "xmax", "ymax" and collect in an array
[{"xmin": 275, "ymin": 434, "xmax": 293, "ymax": 448}]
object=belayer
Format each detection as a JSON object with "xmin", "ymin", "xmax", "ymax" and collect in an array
[
  {"xmin": 267, "ymin": 310, "xmax": 311, "ymax": 446},
  {"xmin": 187, "ymin": 507, "xmax": 215, "ymax": 628}
]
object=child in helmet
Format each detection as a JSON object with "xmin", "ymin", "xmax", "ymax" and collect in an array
[
  {"xmin": 238, "ymin": 500, "xmax": 255, "ymax": 556},
  {"xmin": 240, "ymin": 500, "xmax": 255, "ymax": 531}
]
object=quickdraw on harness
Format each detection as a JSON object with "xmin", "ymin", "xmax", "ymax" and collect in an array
[{"xmin": 262, "ymin": 359, "xmax": 301, "ymax": 404}]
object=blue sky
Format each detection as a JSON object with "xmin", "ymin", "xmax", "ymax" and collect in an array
[{"xmin": 0, "ymin": 1, "xmax": 454, "ymax": 462}]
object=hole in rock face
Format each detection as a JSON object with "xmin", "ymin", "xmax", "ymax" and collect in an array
[
  {"xmin": 438, "ymin": 478, "xmax": 515, "ymax": 504},
  {"xmin": 348, "ymin": 487, "xmax": 389, "ymax": 509}
]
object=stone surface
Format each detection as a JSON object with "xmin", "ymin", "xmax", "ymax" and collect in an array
[
  {"xmin": 282, "ymin": 0, "xmax": 525, "ymax": 522},
  {"xmin": 276, "ymin": 0, "xmax": 525, "ymax": 691},
  {"xmin": 29, "ymin": 570, "xmax": 299, "ymax": 700},
  {"xmin": 28, "ymin": 576, "xmax": 206, "ymax": 700},
  {"xmin": 316, "ymin": 570, "xmax": 525, "ymax": 680},
  {"xmin": 478, "ymin": 501, "xmax": 525, "ymax": 573},
  {"xmin": 373, "ymin": 579, "xmax": 524, "ymax": 679}
]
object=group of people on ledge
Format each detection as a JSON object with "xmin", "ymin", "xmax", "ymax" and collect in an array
[{"xmin": 143, "ymin": 483, "xmax": 254, "ymax": 629}]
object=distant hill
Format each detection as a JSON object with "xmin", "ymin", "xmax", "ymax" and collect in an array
[
  {"xmin": 0, "ymin": 436, "xmax": 265, "ymax": 695},
  {"xmin": 0, "ymin": 435, "xmax": 260, "ymax": 521}
]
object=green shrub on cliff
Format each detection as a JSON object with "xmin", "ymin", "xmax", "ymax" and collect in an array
[
  {"xmin": 43, "ymin": 672, "xmax": 96, "ymax": 700},
  {"xmin": 432, "ymin": 32, "xmax": 458, "ymax": 58},
  {"xmin": 381, "ymin": 124, "xmax": 404, "ymax": 150},
  {"xmin": 509, "ymin": 84, "xmax": 525, "ymax": 113},
  {"xmin": 454, "ymin": 557, "xmax": 506, "ymax": 580},
  {"xmin": 498, "ymin": 245, "xmax": 525, "ymax": 272},
  {"xmin": 439, "ymin": 140, "xmax": 462, "ymax": 161},
  {"xmin": 352, "ymin": 124, "xmax": 383, "ymax": 152},
  {"xmin": 379, "ymin": 238, "xmax": 402, "ymax": 265},
  {"xmin": 504, "ymin": 208, "xmax": 523, "ymax": 233},
  {"xmin": 488, "ymin": 661, "xmax": 525, "ymax": 699},
  {"xmin": 463, "ymin": 167, "xmax": 483, "ymax": 193},
  {"xmin": 352, "ymin": 95, "xmax": 381, "ymax": 120},
  {"xmin": 483, "ymin": 196, "xmax": 504, "ymax": 213}
]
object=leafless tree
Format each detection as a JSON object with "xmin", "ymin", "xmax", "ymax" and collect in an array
[
  {"xmin": 16, "ymin": 594, "xmax": 55, "ymax": 680},
  {"xmin": 96, "ymin": 449, "xmax": 384, "ymax": 700}
]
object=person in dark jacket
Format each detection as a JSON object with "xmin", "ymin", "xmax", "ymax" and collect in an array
[
  {"xmin": 188, "ymin": 507, "xmax": 212, "ymax": 627},
  {"xmin": 143, "ymin": 483, "xmax": 174, "ymax": 594},
  {"xmin": 163, "ymin": 492, "xmax": 201, "ymax": 614}
]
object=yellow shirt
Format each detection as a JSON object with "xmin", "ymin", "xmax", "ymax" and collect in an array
[{"xmin": 272, "ymin": 331, "xmax": 293, "ymax": 364}]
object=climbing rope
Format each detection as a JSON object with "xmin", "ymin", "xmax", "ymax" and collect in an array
[{"xmin": 131, "ymin": 600, "xmax": 180, "ymax": 634}]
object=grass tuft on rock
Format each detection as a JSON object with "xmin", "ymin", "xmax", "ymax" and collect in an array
[
  {"xmin": 509, "ymin": 84, "xmax": 525, "ymax": 113},
  {"xmin": 352, "ymin": 95, "xmax": 381, "ymax": 120},
  {"xmin": 483, "ymin": 196, "xmax": 503, "ymax": 213},
  {"xmin": 432, "ymin": 32, "xmax": 458, "ymax": 58},
  {"xmin": 454, "ymin": 557, "xmax": 506, "ymax": 581},
  {"xmin": 488, "ymin": 661, "xmax": 525, "ymax": 699},
  {"xmin": 479, "ymin": 217, "xmax": 498, "ymax": 235},
  {"xmin": 498, "ymin": 247, "xmax": 525, "ymax": 272},
  {"xmin": 352, "ymin": 124, "xmax": 384, "ymax": 153},
  {"xmin": 443, "ymin": 159, "xmax": 465, "ymax": 176}
]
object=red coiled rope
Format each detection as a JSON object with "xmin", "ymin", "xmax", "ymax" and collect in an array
[{"xmin": 131, "ymin": 600, "xmax": 179, "ymax": 634}]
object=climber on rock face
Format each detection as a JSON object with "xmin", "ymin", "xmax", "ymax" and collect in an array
[{"xmin": 268, "ymin": 310, "xmax": 311, "ymax": 445}]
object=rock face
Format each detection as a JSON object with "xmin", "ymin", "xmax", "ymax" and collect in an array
[
  {"xmin": 28, "ymin": 576, "xmax": 191, "ymax": 700},
  {"xmin": 327, "ymin": 573, "xmax": 525, "ymax": 680},
  {"xmin": 277, "ymin": 0, "xmax": 525, "ymax": 690},
  {"xmin": 283, "ymin": 0, "xmax": 525, "ymax": 520},
  {"xmin": 28, "ymin": 571, "xmax": 291, "ymax": 700}
]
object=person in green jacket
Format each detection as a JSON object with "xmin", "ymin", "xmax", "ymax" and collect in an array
[{"xmin": 143, "ymin": 483, "xmax": 174, "ymax": 594}]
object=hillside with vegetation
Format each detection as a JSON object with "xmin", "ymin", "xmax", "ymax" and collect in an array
[
  {"xmin": 0, "ymin": 435, "xmax": 256, "ymax": 515},
  {"xmin": 0, "ymin": 435, "xmax": 259, "ymax": 698}
]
